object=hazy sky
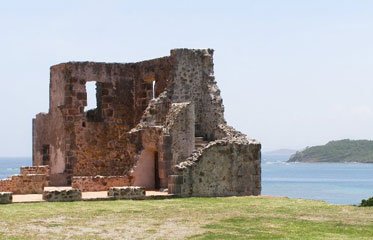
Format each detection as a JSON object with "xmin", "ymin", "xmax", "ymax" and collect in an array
[{"xmin": 1, "ymin": 0, "xmax": 373, "ymax": 156}]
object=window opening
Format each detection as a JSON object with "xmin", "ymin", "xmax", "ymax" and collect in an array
[
  {"xmin": 84, "ymin": 81, "xmax": 97, "ymax": 111},
  {"xmin": 152, "ymin": 80, "xmax": 156, "ymax": 99},
  {"xmin": 42, "ymin": 144, "xmax": 50, "ymax": 165}
]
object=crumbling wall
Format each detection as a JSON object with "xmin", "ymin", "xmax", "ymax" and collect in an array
[
  {"xmin": 0, "ymin": 192, "xmax": 12, "ymax": 204},
  {"xmin": 0, "ymin": 174, "xmax": 48, "ymax": 194},
  {"xmin": 33, "ymin": 112, "xmax": 66, "ymax": 185},
  {"xmin": 164, "ymin": 102, "xmax": 195, "ymax": 171},
  {"xmin": 68, "ymin": 59, "xmax": 171, "ymax": 179},
  {"xmin": 31, "ymin": 48, "xmax": 261, "ymax": 196},
  {"xmin": 170, "ymin": 49, "xmax": 225, "ymax": 140},
  {"xmin": 33, "ymin": 57, "xmax": 173, "ymax": 185},
  {"xmin": 72, "ymin": 176, "xmax": 133, "ymax": 191},
  {"xmin": 33, "ymin": 66, "xmax": 67, "ymax": 185},
  {"xmin": 56, "ymin": 63, "xmax": 134, "ymax": 179},
  {"xmin": 0, "ymin": 165, "xmax": 50, "ymax": 194},
  {"xmin": 20, "ymin": 166, "xmax": 50, "ymax": 175},
  {"xmin": 169, "ymin": 138, "xmax": 261, "ymax": 197},
  {"xmin": 32, "ymin": 113, "xmax": 49, "ymax": 166},
  {"xmin": 130, "ymin": 49, "xmax": 261, "ymax": 195}
]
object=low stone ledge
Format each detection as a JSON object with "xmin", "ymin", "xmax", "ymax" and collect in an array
[
  {"xmin": 0, "ymin": 192, "xmax": 12, "ymax": 204},
  {"xmin": 72, "ymin": 175, "xmax": 132, "ymax": 192},
  {"xmin": 42, "ymin": 187, "xmax": 82, "ymax": 202},
  {"xmin": 20, "ymin": 165, "xmax": 50, "ymax": 175},
  {"xmin": 108, "ymin": 186, "xmax": 145, "ymax": 200},
  {"xmin": 0, "ymin": 174, "xmax": 48, "ymax": 194},
  {"xmin": 168, "ymin": 175, "xmax": 183, "ymax": 195}
]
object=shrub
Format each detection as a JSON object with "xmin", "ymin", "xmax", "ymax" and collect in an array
[{"xmin": 360, "ymin": 197, "xmax": 373, "ymax": 207}]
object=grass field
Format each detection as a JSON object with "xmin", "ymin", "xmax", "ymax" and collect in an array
[{"xmin": 0, "ymin": 196, "xmax": 372, "ymax": 239}]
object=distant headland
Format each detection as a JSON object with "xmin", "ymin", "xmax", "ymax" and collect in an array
[{"xmin": 287, "ymin": 139, "xmax": 373, "ymax": 163}]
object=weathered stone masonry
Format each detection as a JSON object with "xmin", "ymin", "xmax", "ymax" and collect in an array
[
  {"xmin": 0, "ymin": 166, "xmax": 49, "ymax": 194},
  {"xmin": 29, "ymin": 48, "xmax": 261, "ymax": 196}
]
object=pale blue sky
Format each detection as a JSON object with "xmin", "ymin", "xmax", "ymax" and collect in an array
[{"xmin": 1, "ymin": 0, "xmax": 373, "ymax": 156}]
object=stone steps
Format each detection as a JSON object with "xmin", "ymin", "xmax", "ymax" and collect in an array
[{"xmin": 195, "ymin": 137, "xmax": 208, "ymax": 150}]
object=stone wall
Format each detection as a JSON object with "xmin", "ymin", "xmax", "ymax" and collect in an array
[
  {"xmin": 170, "ymin": 49, "xmax": 225, "ymax": 140},
  {"xmin": 164, "ymin": 102, "xmax": 195, "ymax": 172},
  {"xmin": 0, "ymin": 192, "xmax": 12, "ymax": 204},
  {"xmin": 0, "ymin": 174, "xmax": 49, "ymax": 194},
  {"xmin": 0, "ymin": 179, "xmax": 12, "ymax": 192},
  {"xmin": 72, "ymin": 175, "xmax": 133, "ymax": 192},
  {"xmin": 169, "ymin": 132, "xmax": 261, "ymax": 197},
  {"xmin": 33, "ymin": 57, "xmax": 173, "ymax": 185},
  {"xmin": 20, "ymin": 166, "xmax": 50, "ymax": 175},
  {"xmin": 108, "ymin": 186, "xmax": 145, "ymax": 200},
  {"xmin": 43, "ymin": 187, "xmax": 82, "ymax": 202},
  {"xmin": 32, "ymin": 110, "xmax": 66, "ymax": 186},
  {"xmin": 32, "ymin": 48, "xmax": 261, "ymax": 197}
]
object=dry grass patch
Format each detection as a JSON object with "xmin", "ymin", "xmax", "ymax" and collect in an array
[{"xmin": 0, "ymin": 196, "xmax": 372, "ymax": 239}]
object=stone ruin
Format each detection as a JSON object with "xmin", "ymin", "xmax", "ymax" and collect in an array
[{"xmin": 1, "ymin": 49, "xmax": 261, "ymax": 197}]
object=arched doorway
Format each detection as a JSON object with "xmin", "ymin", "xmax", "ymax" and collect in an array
[{"xmin": 132, "ymin": 149, "xmax": 160, "ymax": 189}]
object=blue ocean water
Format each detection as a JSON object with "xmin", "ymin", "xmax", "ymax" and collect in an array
[
  {"xmin": 0, "ymin": 157, "xmax": 32, "ymax": 179},
  {"xmin": 262, "ymin": 154, "xmax": 373, "ymax": 205},
  {"xmin": 1, "ymin": 156, "xmax": 372, "ymax": 205}
]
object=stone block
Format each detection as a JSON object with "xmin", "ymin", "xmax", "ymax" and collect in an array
[
  {"xmin": 0, "ymin": 192, "xmax": 12, "ymax": 204},
  {"xmin": 168, "ymin": 183, "xmax": 181, "ymax": 195},
  {"xmin": 169, "ymin": 175, "xmax": 183, "ymax": 184},
  {"xmin": 42, "ymin": 187, "xmax": 82, "ymax": 202},
  {"xmin": 108, "ymin": 186, "xmax": 145, "ymax": 200}
]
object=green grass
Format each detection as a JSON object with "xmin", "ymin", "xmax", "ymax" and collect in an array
[{"xmin": 0, "ymin": 196, "xmax": 372, "ymax": 239}]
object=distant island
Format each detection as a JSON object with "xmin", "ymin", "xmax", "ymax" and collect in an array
[
  {"xmin": 264, "ymin": 149, "xmax": 297, "ymax": 156},
  {"xmin": 287, "ymin": 139, "xmax": 373, "ymax": 163}
]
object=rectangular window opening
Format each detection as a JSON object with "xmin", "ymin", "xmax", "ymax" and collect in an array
[
  {"xmin": 85, "ymin": 81, "xmax": 102, "ymax": 122},
  {"xmin": 84, "ymin": 81, "xmax": 97, "ymax": 112},
  {"xmin": 42, "ymin": 144, "xmax": 50, "ymax": 166}
]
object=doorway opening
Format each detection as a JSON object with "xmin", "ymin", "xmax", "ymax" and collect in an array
[{"xmin": 133, "ymin": 149, "xmax": 160, "ymax": 190}]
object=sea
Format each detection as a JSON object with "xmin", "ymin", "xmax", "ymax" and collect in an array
[
  {"xmin": 1, "ymin": 156, "xmax": 372, "ymax": 205},
  {"xmin": 0, "ymin": 157, "xmax": 32, "ymax": 180},
  {"xmin": 262, "ymin": 154, "xmax": 373, "ymax": 205}
]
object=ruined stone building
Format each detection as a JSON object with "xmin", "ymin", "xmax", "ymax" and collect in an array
[{"xmin": 4, "ymin": 49, "xmax": 261, "ymax": 196}]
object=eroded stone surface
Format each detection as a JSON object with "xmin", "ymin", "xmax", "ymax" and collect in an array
[
  {"xmin": 0, "ymin": 192, "xmax": 12, "ymax": 204},
  {"xmin": 42, "ymin": 187, "xmax": 82, "ymax": 202},
  {"xmin": 108, "ymin": 186, "xmax": 145, "ymax": 200},
  {"xmin": 20, "ymin": 166, "xmax": 50, "ymax": 175},
  {"xmin": 0, "ymin": 173, "xmax": 49, "ymax": 194},
  {"xmin": 72, "ymin": 175, "xmax": 133, "ymax": 191}
]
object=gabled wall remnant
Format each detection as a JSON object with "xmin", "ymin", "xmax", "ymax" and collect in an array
[{"xmin": 29, "ymin": 48, "xmax": 261, "ymax": 196}]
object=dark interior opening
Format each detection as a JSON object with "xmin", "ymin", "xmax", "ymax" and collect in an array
[
  {"xmin": 42, "ymin": 144, "xmax": 50, "ymax": 165},
  {"xmin": 154, "ymin": 151, "xmax": 160, "ymax": 189}
]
